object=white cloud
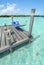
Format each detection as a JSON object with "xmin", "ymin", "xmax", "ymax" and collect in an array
[
  {"xmin": 0, "ymin": 3, "xmax": 30, "ymax": 15},
  {"xmin": 0, "ymin": 3, "xmax": 24, "ymax": 15},
  {"xmin": 0, "ymin": 3, "xmax": 40, "ymax": 15},
  {"xmin": 0, "ymin": 3, "xmax": 17, "ymax": 15}
]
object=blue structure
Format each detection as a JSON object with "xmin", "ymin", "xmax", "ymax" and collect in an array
[{"xmin": 12, "ymin": 21, "xmax": 26, "ymax": 28}]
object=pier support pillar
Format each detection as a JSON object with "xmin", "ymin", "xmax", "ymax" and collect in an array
[{"xmin": 29, "ymin": 9, "xmax": 35, "ymax": 38}]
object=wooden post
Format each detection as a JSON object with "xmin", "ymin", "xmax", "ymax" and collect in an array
[
  {"xmin": 29, "ymin": 9, "xmax": 35, "ymax": 38},
  {"xmin": 11, "ymin": 16, "xmax": 14, "ymax": 22}
]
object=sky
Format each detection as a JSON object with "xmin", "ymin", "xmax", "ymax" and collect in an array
[{"xmin": 0, "ymin": 0, "xmax": 44, "ymax": 15}]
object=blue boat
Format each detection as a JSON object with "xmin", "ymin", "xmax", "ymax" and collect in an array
[{"xmin": 12, "ymin": 21, "xmax": 26, "ymax": 28}]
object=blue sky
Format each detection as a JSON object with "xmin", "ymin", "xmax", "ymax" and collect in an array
[{"xmin": 0, "ymin": 0, "xmax": 44, "ymax": 15}]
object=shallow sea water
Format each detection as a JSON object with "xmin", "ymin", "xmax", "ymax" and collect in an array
[{"xmin": 0, "ymin": 17, "xmax": 44, "ymax": 65}]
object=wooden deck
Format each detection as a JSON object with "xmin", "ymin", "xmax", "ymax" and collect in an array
[{"xmin": 0, "ymin": 26, "xmax": 29, "ymax": 53}]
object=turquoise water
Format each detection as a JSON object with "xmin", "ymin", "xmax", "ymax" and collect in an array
[{"xmin": 0, "ymin": 17, "xmax": 44, "ymax": 65}]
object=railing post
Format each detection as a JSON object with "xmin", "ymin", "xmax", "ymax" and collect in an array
[
  {"xmin": 11, "ymin": 16, "xmax": 14, "ymax": 22},
  {"xmin": 29, "ymin": 9, "xmax": 35, "ymax": 38}
]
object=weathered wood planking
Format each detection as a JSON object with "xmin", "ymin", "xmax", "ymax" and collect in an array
[
  {"xmin": 0, "ymin": 26, "xmax": 29, "ymax": 53},
  {"xmin": 12, "ymin": 27, "xmax": 22, "ymax": 40},
  {"xmin": 1, "ymin": 28, "xmax": 5, "ymax": 47},
  {"xmin": 0, "ymin": 28, "xmax": 1, "ymax": 47}
]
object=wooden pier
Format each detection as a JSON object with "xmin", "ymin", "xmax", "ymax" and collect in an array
[
  {"xmin": 0, "ymin": 9, "xmax": 35, "ymax": 53},
  {"xmin": 0, "ymin": 26, "xmax": 29, "ymax": 53}
]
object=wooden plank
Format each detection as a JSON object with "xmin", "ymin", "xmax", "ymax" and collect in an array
[
  {"xmin": 11, "ymin": 37, "xmax": 29, "ymax": 48},
  {"xmin": 0, "ymin": 28, "xmax": 1, "ymax": 47},
  {"xmin": 13, "ymin": 27, "xmax": 29, "ymax": 39},
  {"xmin": 8, "ymin": 31, "xmax": 15, "ymax": 44},
  {"xmin": 12, "ymin": 34, "xmax": 19, "ymax": 42},
  {"xmin": 0, "ymin": 37, "xmax": 29, "ymax": 53},
  {"xmin": 5, "ymin": 30, "xmax": 14, "ymax": 45},
  {"xmin": 15, "ymin": 28, "xmax": 23, "ymax": 39},
  {"xmin": 12, "ymin": 27, "xmax": 22, "ymax": 40},
  {"xmin": 17, "ymin": 29, "xmax": 28, "ymax": 38},
  {"xmin": 6, "ymin": 35, "xmax": 10, "ymax": 45},
  {"xmin": 13, "ymin": 27, "xmax": 25, "ymax": 39},
  {"xmin": 0, "ymin": 45, "xmax": 9, "ymax": 53},
  {"xmin": 16, "ymin": 27, "xmax": 29, "ymax": 36},
  {"xmin": 22, "ymin": 30, "xmax": 28, "ymax": 35},
  {"xmin": 10, "ymin": 29, "xmax": 19, "ymax": 42},
  {"xmin": 1, "ymin": 29, "xmax": 5, "ymax": 47}
]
